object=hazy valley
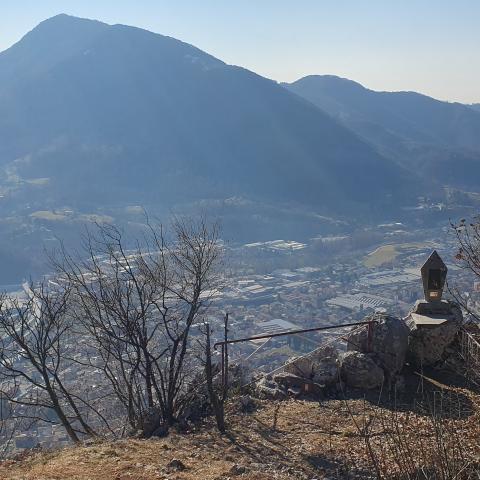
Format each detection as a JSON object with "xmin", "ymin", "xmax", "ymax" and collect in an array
[
  {"xmin": 1, "ymin": 15, "xmax": 480, "ymax": 285},
  {"xmin": 0, "ymin": 7, "xmax": 479, "ymax": 479}
]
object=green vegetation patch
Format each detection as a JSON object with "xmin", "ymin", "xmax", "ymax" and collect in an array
[
  {"xmin": 30, "ymin": 210, "xmax": 68, "ymax": 221},
  {"xmin": 363, "ymin": 245, "xmax": 398, "ymax": 267},
  {"xmin": 363, "ymin": 241, "xmax": 436, "ymax": 268}
]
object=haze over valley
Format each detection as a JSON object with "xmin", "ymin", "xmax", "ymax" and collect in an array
[
  {"xmin": 1, "ymin": 5, "xmax": 480, "ymax": 472},
  {"xmin": 0, "ymin": 14, "xmax": 479, "ymax": 284}
]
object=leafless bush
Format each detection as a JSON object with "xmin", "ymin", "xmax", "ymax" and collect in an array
[
  {"xmin": 51, "ymin": 217, "xmax": 223, "ymax": 436},
  {"xmin": 350, "ymin": 391, "xmax": 479, "ymax": 479},
  {"xmin": 0, "ymin": 281, "xmax": 97, "ymax": 443},
  {"xmin": 449, "ymin": 217, "xmax": 480, "ymax": 323},
  {"xmin": 0, "ymin": 217, "xmax": 223, "ymax": 451}
]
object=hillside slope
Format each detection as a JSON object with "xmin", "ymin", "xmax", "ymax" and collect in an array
[
  {"xmin": 285, "ymin": 75, "xmax": 480, "ymax": 188},
  {"xmin": 0, "ymin": 15, "xmax": 415, "ymax": 216},
  {"xmin": 0, "ymin": 392, "xmax": 478, "ymax": 480}
]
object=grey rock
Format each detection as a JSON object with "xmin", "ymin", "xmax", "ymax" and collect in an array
[
  {"xmin": 256, "ymin": 383, "xmax": 286, "ymax": 400},
  {"xmin": 257, "ymin": 376, "xmax": 277, "ymax": 389},
  {"xmin": 229, "ymin": 464, "xmax": 247, "ymax": 475},
  {"xmin": 284, "ymin": 345, "xmax": 339, "ymax": 386},
  {"xmin": 311, "ymin": 356, "xmax": 339, "ymax": 385},
  {"xmin": 340, "ymin": 351, "xmax": 384, "ymax": 389},
  {"xmin": 284, "ymin": 355, "xmax": 315, "ymax": 378},
  {"xmin": 166, "ymin": 459, "xmax": 186, "ymax": 471},
  {"xmin": 406, "ymin": 301, "xmax": 462, "ymax": 366},
  {"xmin": 347, "ymin": 313, "xmax": 409, "ymax": 378},
  {"xmin": 238, "ymin": 395, "xmax": 256, "ymax": 413},
  {"xmin": 287, "ymin": 386, "xmax": 302, "ymax": 397},
  {"xmin": 273, "ymin": 371, "xmax": 306, "ymax": 389}
]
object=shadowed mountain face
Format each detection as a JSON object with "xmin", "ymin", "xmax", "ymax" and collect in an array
[
  {"xmin": 0, "ymin": 15, "xmax": 417, "ymax": 218},
  {"xmin": 285, "ymin": 75, "xmax": 480, "ymax": 189}
]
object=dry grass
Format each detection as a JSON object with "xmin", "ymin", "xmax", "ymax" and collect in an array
[{"xmin": 0, "ymin": 389, "xmax": 478, "ymax": 480}]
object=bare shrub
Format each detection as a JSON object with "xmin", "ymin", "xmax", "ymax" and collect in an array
[
  {"xmin": 350, "ymin": 391, "xmax": 479, "ymax": 479},
  {"xmin": 0, "ymin": 217, "xmax": 223, "ymax": 451}
]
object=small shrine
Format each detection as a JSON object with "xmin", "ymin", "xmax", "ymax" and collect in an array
[
  {"xmin": 405, "ymin": 250, "xmax": 463, "ymax": 365},
  {"xmin": 410, "ymin": 250, "xmax": 451, "ymax": 325}
]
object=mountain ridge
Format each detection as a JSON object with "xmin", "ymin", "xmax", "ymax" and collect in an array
[
  {"xmin": 284, "ymin": 75, "xmax": 480, "ymax": 189},
  {"xmin": 0, "ymin": 14, "xmax": 415, "ymax": 217}
]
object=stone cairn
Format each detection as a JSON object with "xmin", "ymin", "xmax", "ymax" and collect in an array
[{"xmin": 256, "ymin": 251, "xmax": 463, "ymax": 397}]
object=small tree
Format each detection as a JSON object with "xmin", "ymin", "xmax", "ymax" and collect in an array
[
  {"xmin": 450, "ymin": 216, "xmax": 480, "ymax": 322},
  {"xmin": 51, "ymin": 217, "xmax": 222, "ymax": 435},
  {"xmin": 0, "ymin": 281, "xmax": 96, "ymax": 443}
]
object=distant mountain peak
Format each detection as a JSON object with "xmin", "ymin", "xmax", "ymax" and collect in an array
[
  {"xmin": 39, "ymin": 13, "xmax": 96, "ymax": 23},
  {"xmin": 285, "ymin": 73, "xmax": 480, "ymax": 189},
  {"xmin": 289, "ymin": 75, "xmax": 368, "ymax": 92},
  {"xmin": 0, "ymin": 14, "xmax": 110, "ymax": 81},
  {"xmin": 0, "ymin": 15, "xmax": 417, "ymax": 236},
  {"xmin": 24, "ymin": 13, "xmax": 108, "ymax": 39}
]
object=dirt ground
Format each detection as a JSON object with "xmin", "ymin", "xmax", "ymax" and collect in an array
[{"xmin": 0, "ymin": 371, "xmax": 478, "ymax": 480}]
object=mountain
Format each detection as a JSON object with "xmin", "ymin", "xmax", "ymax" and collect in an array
[
  {"xmin": 0, "ymin": 15, "xmax": 417, "ymax": 221},
  {"xmin": 285, "ymin": 75, "xmax": 480, "ymax": 189}
]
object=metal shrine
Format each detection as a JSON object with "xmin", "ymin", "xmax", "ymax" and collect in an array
[
  {"xmin": 421, "ymin": 250, "xmax": 448, "ymax": 302},
  {"xmin": 409, "ymin": 250, "xmax": 454, "ymax": 327}
]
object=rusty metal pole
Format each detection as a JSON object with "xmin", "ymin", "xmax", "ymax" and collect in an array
[
  {"xmin": 224, "ymin": 313, "xmax": 229, "ymax": 394},
  {"xmin": 221, "ymin": 344, "xmax": 225, "ymax": 390},
  {"xmin": 214, "ymin": 320, "xmax": 374, "ymax": 348}
]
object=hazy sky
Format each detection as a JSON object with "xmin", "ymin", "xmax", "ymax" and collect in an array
[{"xmin": 1, "ymin": 0, "xmax": 479, "ymax": 103}]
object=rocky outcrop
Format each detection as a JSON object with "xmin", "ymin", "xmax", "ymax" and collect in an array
[
  {"xmin": 339, "ymin": 351, "xmax": 384, "ymax": 389},
  {"xmin": 166, "ymin": 459, "xmax": 187, "ymax": 472},
  {"xmin": 406, "ymin": 300, "xmax": 463, "ymax": 366},
  {"xmin": 254, "ymin": 299, "xmax": 463, "ymax": 395},
  {"xmin": 284, "ymin": 345, "xmax": 339, "ymax": 386},
  {"xmin": 273, "ymin": 372, "xmax": 325, "ymax": 397},
  {"xmin": 255, "ymin": 375, "xmax": 287, "ymax": 400},
  {"xmin": 273, "ymin": 371, "xmax": 308, "ymax": 389},
  {"xmin": 237, "ymin": 395, "xmax": 256, "ymax": 413},
  {"xmin": 347, "ymin": 313, "xmax": 409, "ymax": 378},
  {"xmin": 312, "ymin": 355, "xmax": 339, "ymax": 385},
  {"xmin": 255, "ymin": 346, "xmax": 340, "ymax": 398}
]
